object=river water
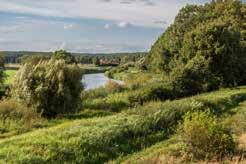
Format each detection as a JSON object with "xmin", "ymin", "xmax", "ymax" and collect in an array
[{"xmin": 82, "ymin": 73, "xmax": 123, "ymax": 90}]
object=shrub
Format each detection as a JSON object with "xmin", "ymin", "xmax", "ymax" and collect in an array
[
  {"xmin": 81, "ymin": 81, "xmax": 125, "ymax": 101},
  {"xmin": 128, "ymin": 83, "xmax": 173, "ymax": 105},
  {"xmin": 104, "ymin": 80, "xmax": 125, "ymax": 93},
  {"xmin": 0, "ymin": 99, "xmax": 42, "ymax": 134},
  {"xmin": 11, "ymin": 59, "xmax": 83, "ymax": 117},
  {"xmin": 105, "ymin": 67, "xmax": 128, "ymax": 79},
  {"xmin": 170, "ymin": 55, "xmax": 220, "ymax": 96},
  {"xmin": 81, "ymin": 87, "xmax": 109, "ymax": 100},
  {"xmin": 178, "ymin": 111, "xmax": 235, "ymax": 160}
]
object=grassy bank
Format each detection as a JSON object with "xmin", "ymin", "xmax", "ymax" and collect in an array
[
  {"xmin": 4, "ymin": 70, "xmax": 17, "ymax": 85},
  {"xmin": 117, "ymin": 101, "xmax": 246, "ymax": 163},
  {"xmin": 0, "ymin": 87, "xmax": 246, "ymax": 163},
  {"xmin": 79, "ymin": 64, "xmax": 111, "ymax": 74}
]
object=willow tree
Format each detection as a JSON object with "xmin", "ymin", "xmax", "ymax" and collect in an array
[{"xmin": 11, "ymin": 59, "xmax": 83, "ymax": 117}]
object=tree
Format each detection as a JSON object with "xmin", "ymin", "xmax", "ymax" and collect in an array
[
  {"xmin": 145, "ymin": 0, "xmax": 246, "ymax": 95},
  {"xmin": 11, "ymin": 59, "xmax": 83, "ymax": 117},
  {"xmin": 0, "ymin": 52, "xmax": 5, "ymax": 68},
  {"xmin": 0, "ymin": 52, "xmax": 6, "ymax": 96},
  {"xmin": 146, "ymin": 0, "xmax": 245, "ymax": 74},
  {"xmin": 181, "ymin": 20, "xmax": 243, "ymax": 87},
  {"xmin": 52, "ymin": 50, "xmax": 76, "ymax": 64},
  {"xmin": 21, "ymin": 54, "xmax": 50, "ymax": 65},
  {"xmin": 92, "ymin": 57, "xmax": 100, "ymax": 66},
  {"xmin": 170, "ymin": 55, "xmax": 220, "ymax": 96}
]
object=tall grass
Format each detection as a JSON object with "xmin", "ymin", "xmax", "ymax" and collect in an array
[
  {"xmin": 4, "ymin": 70, "xmax": 17, "ymax": 85},
  {"xmin": 0, "ymin": 99, "xmax": 43, "ymax": 138},
  {"xmin": 0, "ymin": 87, "xmax": 245, "ymax": 163}
]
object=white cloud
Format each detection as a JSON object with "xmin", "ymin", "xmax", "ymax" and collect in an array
[
  {"xmin": 63, "ymin": 24, "xmax": 74, "ymax": 29},
  {"xmin": 117, "ymin": 21, "xmax": 131, "ymax": 28},
  {"xmin": 104, "ymin": 24, "xmax": 111, "ymax": 29},
  {"xmin": 0, "ymin": 0, "xmax": 210, "ymax": 28}
]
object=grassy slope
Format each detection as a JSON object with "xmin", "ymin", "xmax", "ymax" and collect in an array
[
  {"xmin": 0, "ymin": 87, "xmax": 246, "ymax": 163},
  {"xmin": 117, "ymin": 101, "xmax": 246, "ymax": 164},
  {"xmin": 4, "ymin": 70, "xmax": 17, "ymax": 85},
  {"xmin": 0, "ymin": 109, "xmax": 114, "ymax": 139}
]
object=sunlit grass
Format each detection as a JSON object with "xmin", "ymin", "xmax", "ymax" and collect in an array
[
  {"xmin": 4, "ymin": 70, "xmax": 17, "ymax": 85},
  {"xmin": 0, "ymin": 87, "xmax": 246, "ymax": 163}
]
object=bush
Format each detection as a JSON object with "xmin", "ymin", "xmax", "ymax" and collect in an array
[
  {"xmin": 11, "ymin": 59, "xmax": 83, "ymax": 117},
  {"xmin": 170, "ymin": 55, "xmax": 220, "ymax": 96},
  {"xmin": 128, "ymin": 83, "xmax": 173, "ymax": 105},
  {"xmin": 104, "ymin": 80, "xmax": 125, "ymax": 93},
  {"xmin": 105, "ymin": 67, "xmax": 128, "ymax": 78},
  {"xmin": 81, "ymin": 81, "xmax": 125, "ymax": 100},
  {"xmin": 0, "ymin": 99, "xmax": 42, "ymax": 134},
  {"xmin": 178, "ymin": 111, "xmax": 235, "ymax": 160},
  {"xmin": 81, "ymin": 87, "xmax": 109, "ymax": 100}
]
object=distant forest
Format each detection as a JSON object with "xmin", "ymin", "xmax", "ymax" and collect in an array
[{"xmin": 2, "ymin": 51, "xmax": 147, "ymax": 66}]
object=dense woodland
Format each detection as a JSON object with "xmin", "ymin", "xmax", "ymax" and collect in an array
[
  {"xmin": 143, "ymin": 0, "xmax": 246, "ymax": 95},
  {"xmin": 0, "ymin": 0, "xmax": 245, "ymax": 163}
]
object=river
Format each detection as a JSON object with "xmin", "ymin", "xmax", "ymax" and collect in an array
[{"xmin": 82, "ymin": 73, "xmax": 123, "ymax": 90}]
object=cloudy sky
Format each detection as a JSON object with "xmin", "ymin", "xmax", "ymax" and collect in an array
[{"xmin": 0, "ymin": 0, "xmax": 225, "ymax": 53}]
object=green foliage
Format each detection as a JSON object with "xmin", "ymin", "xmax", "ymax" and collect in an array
[
  {"xmin": 178, "ymin": 111, "xmax": 235, "ymax": 160},
  {"xmin": 0, "ymin": 99, "xmax": 42, "ymax": 135},
  {"xmin": 81, "ymin": 81, "xmax": 125, "ymax": 101},
  {"xmin": 170, "ymin": 55, "xmax": 220, "ymax": 96},
  {"xmin": 52, "ymin": 50, "xmax": 76, "ymax": 64},
  {"xmin": 11, "ymin": 59, "xmax": 83, "ymax": 117},
  {"xmin": 105, "ymin": 66, "xmax": 129, "ymax": 78},
  {"xmin": 223, "ymin": 101, "xmax": 246, "ymax": 135},
  {"xmin": 92, "ymin": 56, "xmax": 100, "ymax": 66},
  {"xmin": 128, "ymin": 83, "xmax": 174, "ymax": 105},
  {"xmin": 0, "ymin": 87, "xmax": 245, "ymax": 163},
  {"xmin": 0, "ymin": 52, "xmax": 5, "ymax": 68},
  {"xmin": 145, "ymin": 0, "xmax": 246, "ymax": 95},
  {"xmin": 0, "ymin": 52, "xmax": 6, "ymax": 94},
  {"xmin": 4, "ymin": 70, "xmax": 16, "ymax": 85},
  {"xmin": 82, "ymin": 82, "xmax": 173, "ymax": 111},
  {"xmin": 21, "ymin": 55, "xmax": 50, "ymax": 65},
  {"xmin": 104, "ymin": 80, "xmax": 125, "ymax": 93},
  {"xmin": 182, "ymin": 20, "xmax": 243, "ymax": 86}
]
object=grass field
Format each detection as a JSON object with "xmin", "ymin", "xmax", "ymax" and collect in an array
[
  {"xmin": 117, "ymin": 100, "xmax": 246, "ymax": 163},
  {"xmin": 0, "ymin": 86, "xmax": 246, "ymax": 163},
  {"xmin": 4, "ymin": 70, "xmax": 17, "ymax": 85}
]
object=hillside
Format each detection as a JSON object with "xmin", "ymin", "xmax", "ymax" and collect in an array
[
  {"xmin": 0, "ymin": 0, "xmax": 246, "ymax": 163},
  {"xmin": 0, "ymin": 87, "xmax": 246, "ymax": 163},
  {"xmin": 118, "ymin": 100, "xmax": 246, "ymax": 163}
]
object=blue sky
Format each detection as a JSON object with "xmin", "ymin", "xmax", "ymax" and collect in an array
[{"xmin": 0, "ymin": 0, "xmax": 235, "ymax": 53}]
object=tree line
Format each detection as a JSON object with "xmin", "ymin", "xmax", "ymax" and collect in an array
[
  {"xmin": 1, "ymin": 51, "xmax": 146, "ymax": 66},
  {"xmin": 143, "ymin": 0, "xmax": 246, "ymax": 96}
]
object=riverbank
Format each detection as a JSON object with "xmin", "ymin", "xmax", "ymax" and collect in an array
[
  {"xmin": 78, "ymin": 64, "xmax": 112, "ymax": 74},
  {"xmin": 82, "ymin": 73, "xmax": 124, "ymax": 90}
]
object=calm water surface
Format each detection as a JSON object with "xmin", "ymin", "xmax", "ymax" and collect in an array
[{"xmin": 82, "ymin": 73, "xmax": 123, "ymax": 90}]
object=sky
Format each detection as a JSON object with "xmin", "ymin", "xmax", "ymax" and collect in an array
[{"xmin": 0, "ymin": 0, "xmax": 228, "ymax": 53}]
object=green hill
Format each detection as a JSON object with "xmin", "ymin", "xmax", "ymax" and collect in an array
[
  {"xmin": 0, "ymin": 87, "xmax": 246, "ymax": 163},
  {"xmin": 0, "ymin": 0, "xmax": 245, "ymax": 163}
]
